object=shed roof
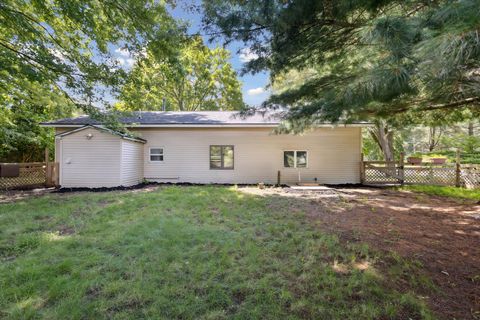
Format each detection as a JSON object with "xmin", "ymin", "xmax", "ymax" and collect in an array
[{"xmin": 56, "ymin": 125, "xmax": 147, "ymax": 143}]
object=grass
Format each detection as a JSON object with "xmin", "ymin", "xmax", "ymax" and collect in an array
[
  {"xmin": 401, "ymin": 185, "xmax": 480, "ymax": 201},
  {"xmin": 0, "ymin": 186, "xmax": 433, "ymax": 319}
]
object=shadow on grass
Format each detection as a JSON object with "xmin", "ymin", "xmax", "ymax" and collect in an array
[{"xmin": 0, "ymin": 186, "xmax": 433, "ymax": 319}]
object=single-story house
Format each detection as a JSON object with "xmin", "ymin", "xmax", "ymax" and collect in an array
[{"xmin": 41, "ymin": 111, "xmax": 369, "ymax": 188}]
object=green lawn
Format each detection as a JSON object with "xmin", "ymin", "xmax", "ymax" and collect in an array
[
  {"xmin": 401, "ymin": 185, "xmax": 480, "ymax": 202},
  {"xmin": 0, "ymin": 186, "xmax": 432, "ymax": 319}
]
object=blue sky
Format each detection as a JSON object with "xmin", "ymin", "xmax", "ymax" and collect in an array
[
  {"xmin": 169, "ymin": 4, "xmax": 270, "ymax": 106},
  {"xmin": 110, "ymin": 2, "xmax": 270, "ymax": 107}
]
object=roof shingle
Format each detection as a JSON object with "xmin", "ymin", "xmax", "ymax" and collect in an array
[{"xmin": 42, "ymin": 111, "xmax": 281, "ymax": 126}]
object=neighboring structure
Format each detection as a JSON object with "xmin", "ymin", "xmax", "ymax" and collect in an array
[{"xmin": 41, "ymin": 111, "xmax": 368, "ymax": 188}]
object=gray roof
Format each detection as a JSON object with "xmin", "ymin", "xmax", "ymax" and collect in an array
[
  {"xmin": 42, "ymin": 111, "xmax": 372, "ymax": 127},
  {"xmin": 42, "ymin": 111, "xmax": 283, "ymax": 126}
]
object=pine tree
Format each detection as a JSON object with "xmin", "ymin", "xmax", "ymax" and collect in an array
[{"xmin": 202, "ymin": 0, "xmax": 480, "ymax": 124}]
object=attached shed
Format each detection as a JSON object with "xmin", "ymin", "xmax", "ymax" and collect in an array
[{"xmin": 56, "ymin": 126, "xmax": 145, "ymax": 188}]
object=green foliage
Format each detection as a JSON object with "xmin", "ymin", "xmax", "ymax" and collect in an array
[
  {"xmin": 410, "ymin": 151, "xmax": 480, "ymax": 165},
  {"xmin": 118, "ymin": 37, "xmax": 244, "ymax": 111},
  {"xmin": 202, "ymin": 0, "xmax": 480, "ymax": 125},
  {"xmin": 0, "ymin": 106, "xmax": 53, "ymax": 162},
  {"xmin": 0, "ymin": 0, "xmax": 183, "ymax": 110},
  {"xmin": 0, "ymin": 186, "xmax": 433, "ymax": 319},
  {"xmin": 401, "ymin": 185, "xmax": 480, "ymax": 202},
  {"xmin": 362, "ymin": 130, "xmax": 383, "ymax": 160},
  {"xmin": 441, "ymin": 133, "xmax": 480, "ymax": 153},
  {"xmin": 0, "ymin": 1, "xmax": 187, "ymax": 161},
  {"xmin": 0, "ymin": 101, "xmax": 75, "ymax": 162}
]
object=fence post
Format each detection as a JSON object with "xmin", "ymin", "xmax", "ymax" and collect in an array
[
  {"xmin": 45, "ymin": 148, "xmax": 49, "ymax": 164},
  {"xmin": 360, "ymin": 153, "xmax": 365, "ymax": 184},
  {"xmin": 45, "ymin": 148, "xmax": 51, "ymax": 187},
  {"xmin": 54, "ymin": 162, "xmax": 59, "ymax": 187},
  {"xmin": 398, "ymin": 152, "xmax": 405, "ymax": 185},
  {"xmin": 455, "ymin": 149, "xmax": 461, "ymax": 187},
  {"xmin": 276, "ymin": 170, "xmax": 281, "ymax": 187}
]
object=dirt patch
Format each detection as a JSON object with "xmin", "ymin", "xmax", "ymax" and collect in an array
[
  {"xmin": 240, "ymin": 186, "xmax": 480, "ymax": 320},
  {"xmin": 0, "ymin": 188, "xmax": 57, "ymax": 204},
  {"xmin": 58, "ymin": 225, "xmax": 75, "ymax": 235}
]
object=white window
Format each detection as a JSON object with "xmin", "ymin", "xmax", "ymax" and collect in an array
[
  {"xmin": 284, "ymin": 150, "xmax": 307, "ymax": 168},
  {"xmin": 210, "ymin": 145, "xmax": 234, "ymax": 169},
  {"xmin": 150, "ymin": 147, "xmax": 164, "ymax": 162}
]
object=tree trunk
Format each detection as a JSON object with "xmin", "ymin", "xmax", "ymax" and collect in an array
[
  {"xmin": 428, "ymin": 127, "xmax": 435, "ymax": 151},
  {"xmin": 468, "ymin": 122, "xmax": 474, "ymax": 136},
  {"xmin": 428, "ymin": 126, "xmax": 443, "ymax": 151},
  {"xmin": 369, "ymin": 120, "xmax": 395, "ymax": 161}
]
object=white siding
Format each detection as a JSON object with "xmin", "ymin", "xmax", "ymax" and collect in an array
[
  {"xmin": 121, "ymin": 140, "xmax": 144, "ymax": 186},
  {"xmin": 55, "ymin": 128, "xmax": 70, "ymax": 163},
  {"xmin": 134, "ymin": 127, "xmax": 361, "ymax": 185},
  {"xmin": 59, "ymin": 128, "xmax": 122, "ymax": 188}
]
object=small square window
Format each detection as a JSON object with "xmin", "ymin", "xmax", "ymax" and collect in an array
[
  {"xmin": 283, "ymin": 151, "xmax": 308, "ymax": 168},
  {"xmin": 150, "ymin": 148, "xmax": 164, "ymax": 162}
]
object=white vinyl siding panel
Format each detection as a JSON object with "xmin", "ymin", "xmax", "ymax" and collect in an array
[
  {"xmin": 59, "ymin": 128, "xmax": 122, "ymax": 188},
  {"xmin": 121, "ymin": 140, "xmax": 144, "ymax": 186},
  {"xmin": 55, "ymin": 128, "xmax": 70, "ymax": 163},
  {"xmin": 136, "ymin": 127, "xmax": 361, "ymax": 184}
]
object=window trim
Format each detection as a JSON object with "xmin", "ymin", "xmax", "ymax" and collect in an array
[
  {"xmin": 283, "ymin": 150, "xmax": 308, "ymax": 169},
  {"xmin": 210, "ymin": 145, "xmax": 234, "ymax": 170},
  {"xmin": 149, "ymin": 147, "xmax": 164, "ymax": 163}
]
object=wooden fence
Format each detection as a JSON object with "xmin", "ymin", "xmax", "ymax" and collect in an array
[
  {"xmin": 0, "ymin": 162, "xmax": 59, "ymax": 190},
  {"xmin": 360, "ymin": 154, "xmax": 480, "ymax": 189}
]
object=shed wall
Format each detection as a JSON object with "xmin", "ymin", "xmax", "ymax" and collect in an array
[
  {"xmin": 121, "ymin": 140, "xmax": 144, "ymax": 186},
  {"xmin": 59, "ymin": 128, "xmax": 122, "ymax": 187}
]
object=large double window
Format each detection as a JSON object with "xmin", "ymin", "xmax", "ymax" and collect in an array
[
  {"xmin": 210, "ymin": 145, "xmax": 234, "ymax": 170},
  {"xmin": 284, "ymin": 150, "xmax": 308, "ymax": 168}
]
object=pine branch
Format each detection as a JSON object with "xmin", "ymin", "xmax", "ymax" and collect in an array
[{"xmin": 407, "ymin": 97, "xmax": 480, "ymax": 112}]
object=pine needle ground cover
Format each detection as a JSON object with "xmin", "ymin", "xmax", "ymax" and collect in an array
[{"xmin": 0, "ymin": 186, "xmax": 432, "ymax": 319}]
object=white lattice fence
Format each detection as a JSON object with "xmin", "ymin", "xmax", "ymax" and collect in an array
[
  {"xmin": 403, "ymin": 166, "xmax": 457, "ymax": 186},
  {"xmin": 363, "ymin": 162, "xmax": 400, "ymax": 184},
  {"xmin": 362, "ymin": 161, "xmax": 480, "ymax": 188},
  {"xmin": 461, "ymin": 165, "xmax": 480, "ymax": 189},
  {"xmin": 0, "ymin": 163, "xmax": 46, "ymax": 190}
]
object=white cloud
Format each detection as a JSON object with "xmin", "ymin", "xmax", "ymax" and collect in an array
[
  {"xmin": 115, "ymin": 57, "xmax": 135, "ymax": 68},
  {"xmin": 114, "ymin": 47, "xmax": 137, "ymax": 69},
  {"xmin": 239, "ymin": 48, "xmax": 259, "ymax": 63},
  {"xmin": 48, "ymin": 48, "xmax": 67, "ymax": 62},
  {"xmin": 247, "ymin": 87, "xmax": 265, "ymax": 96},
  {"xmin": 115, "ymin": 47, "xmax": 130, "ymax": 57}
]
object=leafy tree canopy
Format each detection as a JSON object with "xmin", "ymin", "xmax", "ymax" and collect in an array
[
  {"xmin": 202, "ymin": 0, "xmax": 480, "ymax": 125},
  {"xmin": 1, "ymin": 0, "xmax": 184, "ymax": 114},
  {"xmin": 0, "ymin": 103, "xmax": 75, "ymax": 162},
  {"xmin": 0, "ymin": 0, "xmax": 184, "ymax": 161},
  {"xmin": 117, "ymin": 36, "xmax": 244, "ymax": 111}
]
